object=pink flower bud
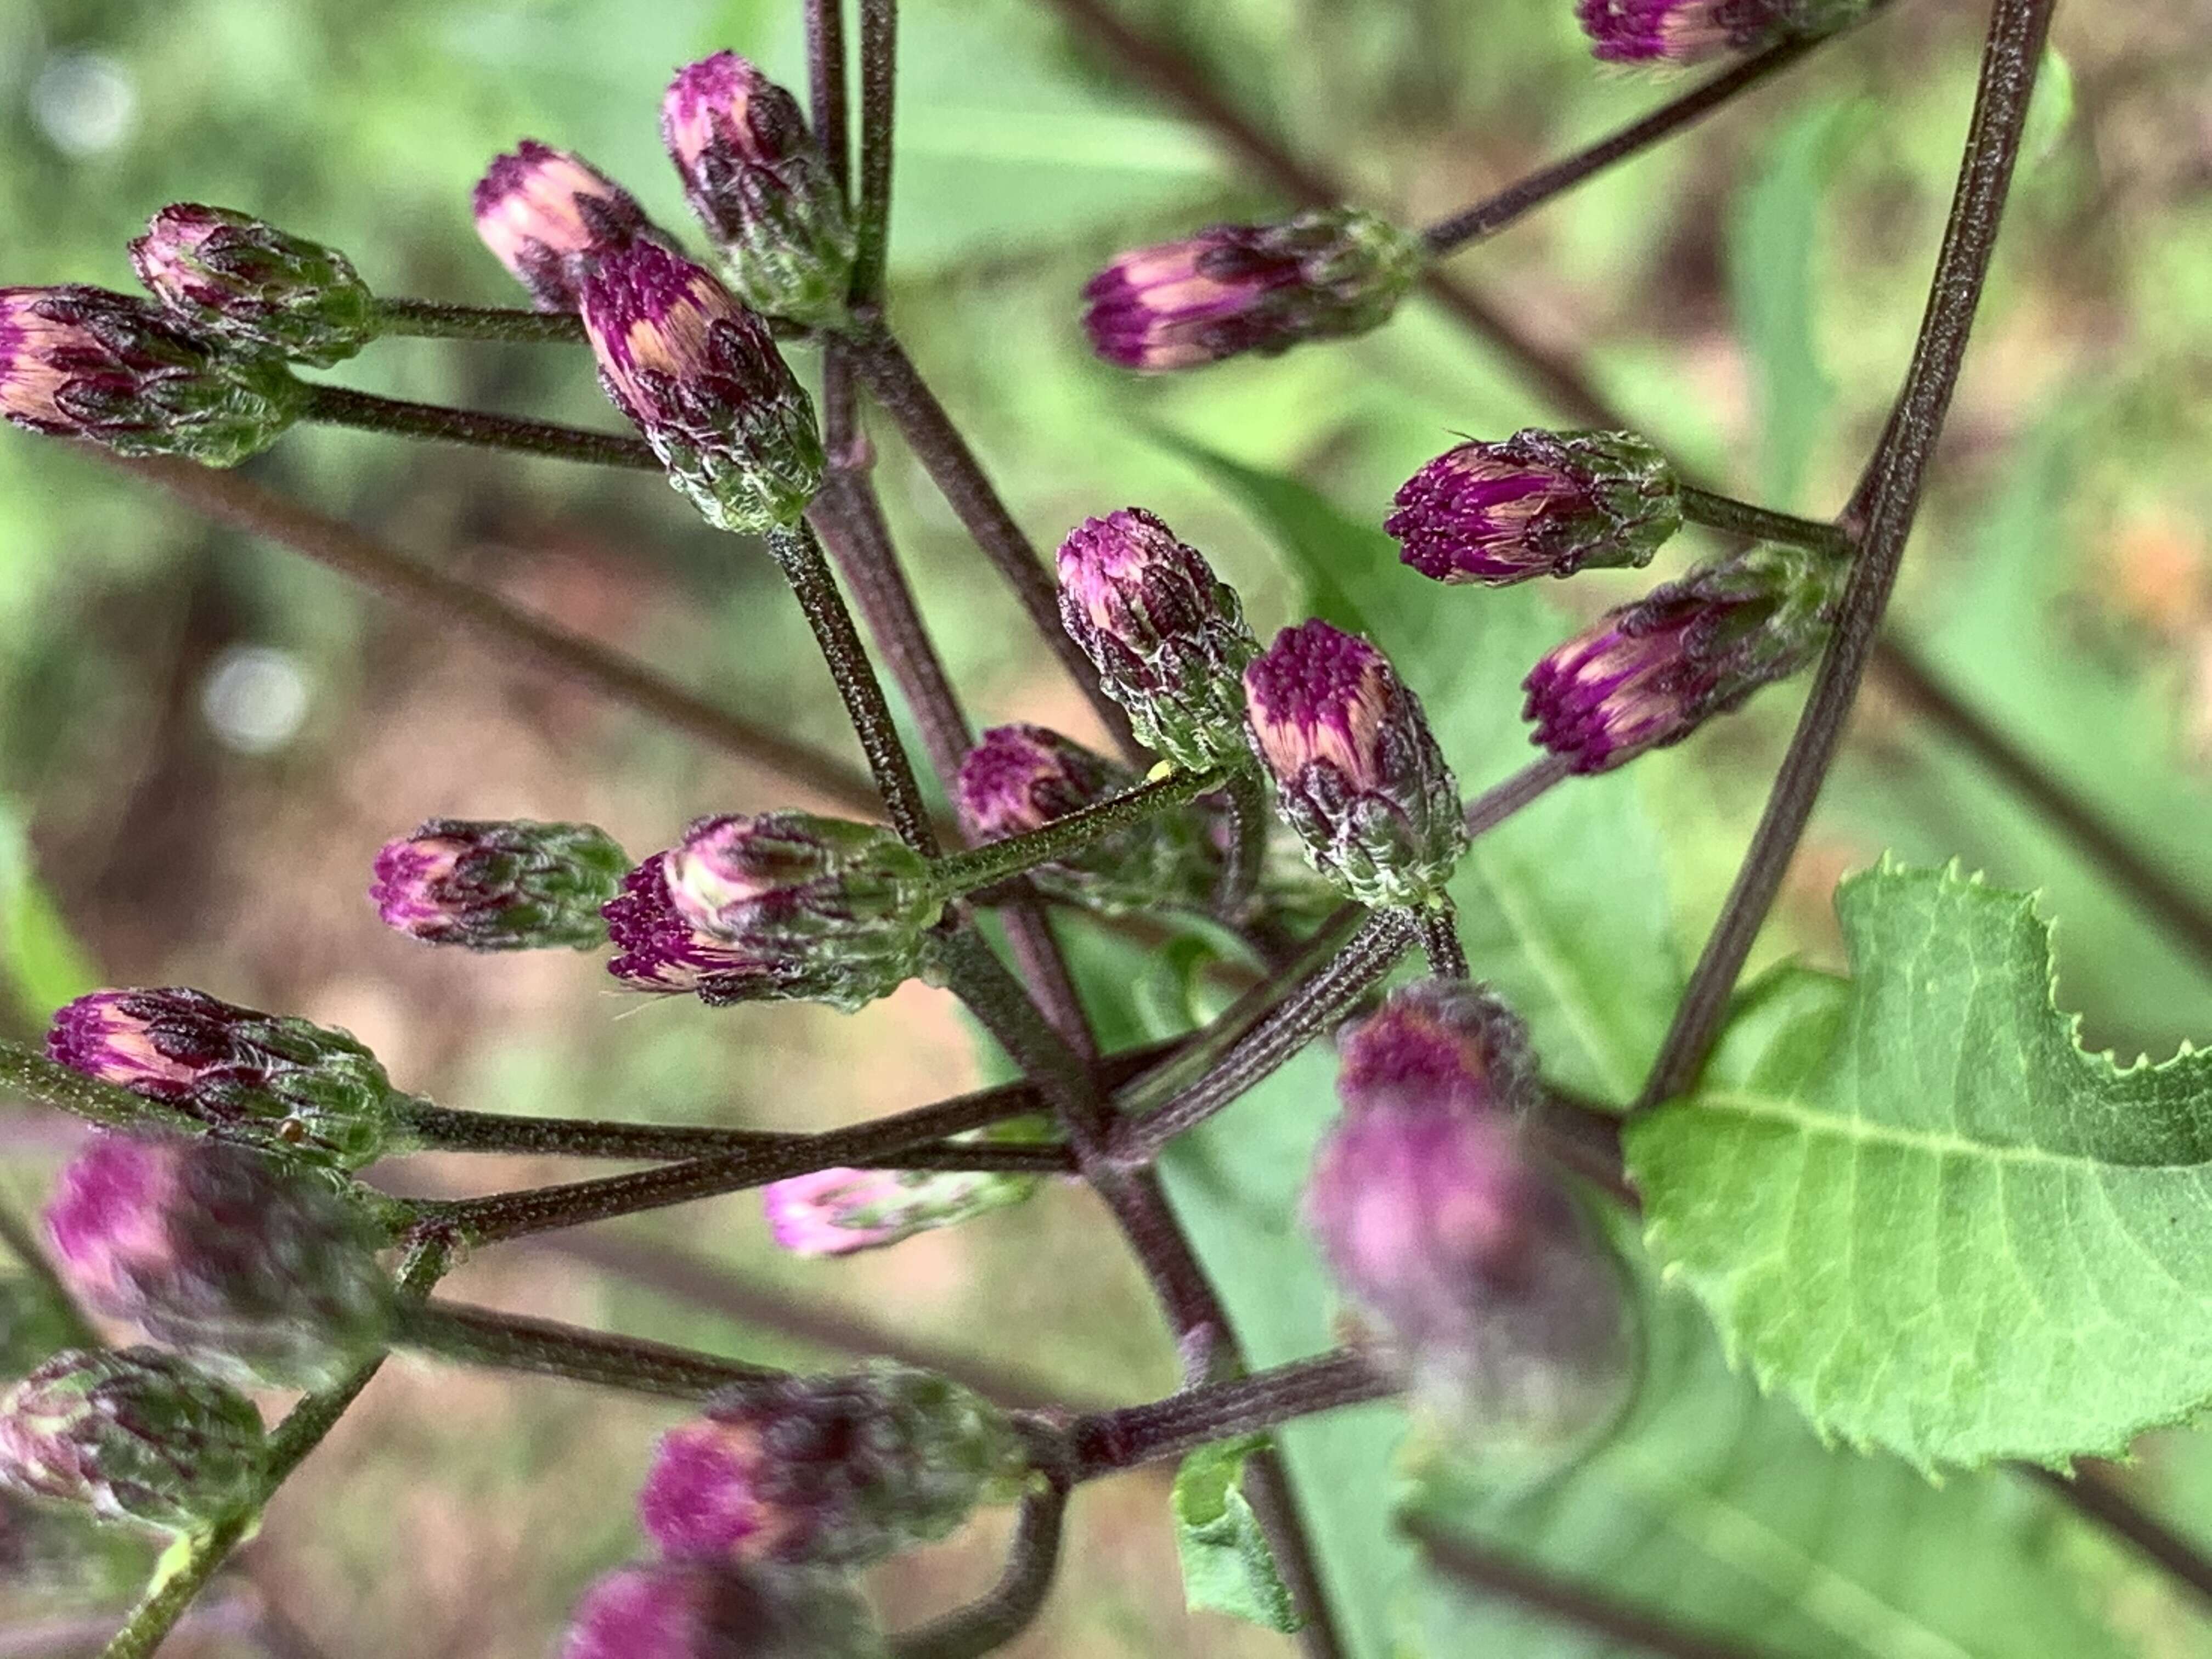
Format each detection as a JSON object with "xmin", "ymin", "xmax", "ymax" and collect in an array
[
  {"xmin": 761, "ymin": 1164, "xmax": 1036, "ymax": 1257},
  {"xmin": 560, "ymin": 1560, "xmax": 883, "ymax": 1659},
  {"xmin": 472, "ymin": 140, "xmax": 652, "ymax": 312}
]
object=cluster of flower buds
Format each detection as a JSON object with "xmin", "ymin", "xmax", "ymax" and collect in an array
[
  {"xmin": 1056, "ymin": 509, "xmax": 1259, "ymax": 770},
  {"xmin": 48, "ymin": 986, "xmax": 417, "ymax": 1172},
  {"xmin": 45, "ymin": 1135, "xmax": 394, "ymax": 1390},
  {"xmin": 473, "ymin": 140, "xmax": 663, "ymax": 312},
  {"xmin": 129, "ymin": 205, "xmax": 377, "ymax": 367},
  {"xmin": 956, "ymin": 723, "xmax": 1218, "ymax": 916},
  {"xmin": 1577, "ymin": 0, "xmax": 1872, "ymax": 65},
  {"xmin": 0, "ymin": 285, "xmax": 304, "ymax": 465},
  {"xmin": 1387, "ymin": 429, "xmax": 1681, "ymax": 586},
  {"xmin": 1085, "ymin": 208, "xmax": 1425, "ymax": 371},
  {"xmin": 606, "ymin": 814, "xmax": 940, "ymax": 1012},
  {"xmin": 579, "ymin": 242, "xmax": 825, "ymax": 533},
  {"xmin": 663, "ymin": 54, "xmax": 856, "ymax": 329},
  {"xmin": 1523, "ymin": 539, "xmax": 1843, "ymax": 774},
  {"xmin": 763, "ymin": 1158, "xmax": 1040, "ymax": 1257},
  {"xmin": 1307, "ymin": 982, "xmax": 1630, "ymax": 1441},
  {"xmin": 562, "ymin": 1559, "xmax": 885, "ymax": 1659},
  {"xmin": 1243, "ymin": 619, "xmax": 1466, "ymax": 907},
  {"xmin": 373, "ymin": 817, "xmax": 630, "ymax": 951},
  {"xmin": 639, "ymin": 1365, "xmax": 1029, "ymax": 1568},
  {"xmin": 0, "ymin": 1348, "xmax": 263, "ymax": 1535}
]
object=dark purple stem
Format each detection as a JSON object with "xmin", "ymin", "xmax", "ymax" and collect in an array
[
  {"xmin": 300, "ymin": 383, "xmax": 657, "ymax": 470},
  {"xmin": 1070, "ymin": 1349, "xmax": 1395, "ymax": 1477}
]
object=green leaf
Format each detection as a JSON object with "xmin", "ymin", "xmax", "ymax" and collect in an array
[
  {"xmin": 0, "ymin": 799, "xmax": 99, "ymax": 1025},
  {"xmin": 1627, "ymin": 861, "xmax": 2212, "ymax": 1470},
  {"xmin": 1400, "ymin": 1274, "xmax": 2138, "ymax": 1658},
  {"xmin": 1171, "ymin": 1434, "xmax": 1305, "ymax": 1634}
]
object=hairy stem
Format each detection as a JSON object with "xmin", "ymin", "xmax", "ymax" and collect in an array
[
  {"xmin": 398, "ymin": 1300, "xmax": 778, "ymax": 1400},
  {"xmin": 1678, "ymin": 486, "xmax": 1850, "ymax": 553},
  {"xmin": 299, "ymin": 383, "xmax": 656, "ymax": 469},
  {"xmin": 930, "ymin": 768, "xmax": 1227, "ymax": 895},
  {"xmin": 888, "ymin": 1476, "xmax": 1071, "ymax": 1659},
  {"xmin": 1214, "ymin": 772, "xmax": 1271, "ymax": 921},
  {"xmin": 806, "ymin": 0, "xmax": 853, "ymax": 198},
  {"xmin": 0, "ymin": 1042, "xmax": 195, "ymax": 1137},
  {"xmin": 1639, "ymin": 0, "xmax": 2058, "ymax": 1113},
  {"xmin": 368, "ymin": 298, "xmax": 585, "ymax": 345},
  {"xmin": 1070, "ymin": 1349, "xmax": 1393, "ymax": 1477},
  {"xmin": 1413, "ymin": 902, "xmax": 1469, "ymax": 980},
  {"xmin": 853, "ymin": 0, "xmax": 898, "ymax": 306},
  {"xmin": 1463, "ymin": 753, "xmax": 1573, "ymax": 837}
]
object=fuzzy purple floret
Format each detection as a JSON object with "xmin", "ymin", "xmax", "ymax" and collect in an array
[
  {"xmin": 1082, "ymin": 228, "xmax": 1307, "ymax": 370},
  {"xmin": 662, "ymin": 52, "xmax": 771, "ymax": 170},
  {"xmin": 1242, "ymin": 618, "xmax": 1388, "ymax": 785},
  {"xmin": 43, "ymin": 1135, "xmax": 181, "ymax": 1311},
  {"xmin": 1522, "ymin": 605, "xmax": 1703, "ymax": 774},
  {"xmin": 602, "ymin": 855, "xmax": 760, "ymax": 998},
  {"xmin": 639, "ymin": 1420, "xmax": 772, "ymax": 1560},
  {"xmin": 1338, "ymin": 981, "xmax": 1531, "ymax": 1117},
  {"xmin": 1386, "ymin": 448, "xmax": 1579, "ymax": 583},
  {"xmin": 1576, "ymin": 0, "xmax": 1782, "ymax": 63},
  {"xmin": 562, "ymin": 1564, "xmax": 723, "ymax": 1659},
  {"xmin": 955, "ymin": 724, "xmax": 1116, "ymax": 840}
]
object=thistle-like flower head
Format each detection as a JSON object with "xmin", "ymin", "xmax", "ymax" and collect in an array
[
  {"xmin": 0, "ymin": 285, "xmax": 303, "ymax": 465},
  {"xmin": 1386, "ymin": 428, "xmax": 1681, "ymax": 585},
  {"xmin": 1243, "ymin": 619, "xmax": 1465, "ymax": 906},
  {"xmin": 561, "ymin": 1560, "xmax": 886, "ymax": 1659},
  {"xmin": 371, "ymin": 818, "xmax": 630, "ymax": 951},
  {"xmin": 0, "ymin": 1348, "xmax": 263, "ymax": 1534},
  {"xmin": 761, "ymin": 1162, "xmax": 1039, "ymax": 1257},
  {"xmin": 663, "ymin": 53, "xmax": 855, "ymax": 329},
  {"xmin": 129, "ymin": 204, "xmax": 376, "ymax": 366},
  {"xmin": 578, "ymin": 241, "xmax": 824, "ymax": 532},
  {"xmin": 48, "ymin": 986, "xmax": 410, "ymax": 1172},
  {"xmin": 472, "ymin": 139, "xmax": 652, "ymax": 311},
  {"xmin": 1054, "ymin": 508, "xmax": 1259, "ymax": 770},
  {"xmin": 1084, "ymin": 208, "xmax": 1424, "ymax": 371},
  {"xmin": 1338, "ymin": 979, "xmax": 1536, "ymax": 1118}
]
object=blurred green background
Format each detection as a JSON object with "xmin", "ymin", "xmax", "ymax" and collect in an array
[{"xmin": 3, "ymin": 0, "xmax": 2211, "ymax": 1653}]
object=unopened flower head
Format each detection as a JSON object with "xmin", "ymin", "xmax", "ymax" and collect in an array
[
  {"xmin": 578, "ymin": 241, "xmax": 824, "ymax": 532},
  {"xmin": 1386, "ymin": 429, "xmax": 1681, "ymax": 585},
  {"xmin": 372, "ymin": 818, "xmax": 630, "ymax": 951},
  {"xmin": 1307, "ymin": 1035, "xmax": 1630, "ymax": 1440},
  {"xmin": 663, "ymin": 53, "xmax": 856, "ymax": 329},
  {"xmin": 1338, "ymin": 979, "xmax": 1536, "ymax": 1119},
  {"xmin": 1577, "ymin": 0, "xmax": 1870, "ymax": 63},
  {"xmin": 561, "ymin": 1560, "xmax": 886, "ymax": 1659},
  {"xmin": 1243, "ymin": 619, "xmax": 1465, "ymax": 906},
  {"xmin": 44, "ymin": 1135, "xmax": 394, "ymax": 1390},
  {"xmin": 0, "ymin": 285, "xmax": 303, "ymax": 465},
  {"xmin": 957, "ymin": 724, "xmax": 1217, "ymax": 916},
  {"xmin": 1055, "ymin": 508, "xmax": 1260, "ymax": 769},
  {"xmin": 1523, "ymin": 540, "xmax": 1842, "ymax": 774},
  {"xmin": 1084, "ymin": 208, "xmax": 1424, "ymax": 371},
  {"xmin": 48, "ymin": 986, "xmax": 413, "ymax": 1171},
  {"xmin": 472, "ymin": 140, "xmax": 653, "ymax": 312},
  {"xmin": 129, "ymin": 204, "xmax": 376, "ymax": 366},
  {"xmin": 603, "ymin": 854, "xmax": 761, "ymax": 1005},
  {"xmin": 0, "ymin": 1347, "xmax": 263, "ymax": 1534},
  {"xmin": 762, "ymin": 1161, "xmax": 1039, "ymax": 1257},
  {"xmin": 638, "ymin": 1365, "xmax": 1029, "ymax": 1570}
]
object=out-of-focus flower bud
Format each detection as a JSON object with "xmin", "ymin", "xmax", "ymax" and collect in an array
[
  {"xmin": 0, "ymin": 1348, "xmax": 263, "ymax": 1534},
  {"xmin": 663, "ymin": 53, "xmax": 855, "ymax": 329},
  {"xmin": 1522, "ymin": 540, "xmax": 1842, "ymax": 774},
  {"xmin": 1386, "ymin": 429, "xmax": 1680, "ymax": 586},
  {"xmin": 578, "ymin": 241, "xmax": 824, "ymax": 532},
  {"xmin": 371, "ymin": 817, "xmax": 630, "ymax": 951},
  {"xmin": 1084, "ymin": 208, "xmax": 1424, "ymax": 371},
  {"xmin": 129, "ymin": 204, "xmax": 376, "ymax": 367},
  {"xmin": 956, "ymin": 723, "xmax": 1217, "ymax": 916},
  {"xmin": 0, "ymin": 286, "xmax": 303, "ymax": 465},
  {"xmin": 1055, "ymin": 508, "xmax": 1259, "ymax": 770},
  {"xmin": 48, "ymin": 987, "xmax": 411, "ymax": 1172},
  {"xmin": 638, "ymin": 1364, "xmax": 1030, "ymax": 1569},
  {"xmin": 1309, "ymin": 989, "xmax": 1629, "ymax": 1441},
  {"xmin": 472, "ymin": 139, "xmax": 654, "ymax": 312},
  {"xmin": 1576, "ymin": 0, "xmax": 1870, "ymax": 64},
  {"xmin": 762, "ymin": 1160, "xmax": 1039, "ymax": 1257},
  {"xmin": 561, "ymin": 1560, "xmax": 886, "ymax": 1659},
  {"xmin": 1243, "ymin": 619, "xmax": 1465, "ymax": 906},
  {"xmin": 44, "ymin": 1136, "xmax": 394, "ymax": 1390}
]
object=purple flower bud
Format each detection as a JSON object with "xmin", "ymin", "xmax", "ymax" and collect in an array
[
  {"xmin": 1522, "ymin": 541, "xmax": 1843, "ymax": 774},
  {"xmin": 44, "ymin": 1135, "xmax": 394, "ymax": 1390},
  {"xmin": 956, "ymin": 724, "xmax": 1217, "ymax": 916},
  {"xmin": 0, "ymin": 286, "xmax": 304, "ymax": 465},
  {"xmin": 638, "ymin": 1365, "xmax": 1028, "ymax": 1569},
  {"xmin": 663, "ymin": 54, "xmax": 856, "ymax": 329},
  {"xmin": 1386, "ymin": 429, "xmax": 1681, "ymax": 585},
  {"xmin": 1338, "ymin": 979, "xmax": 1536, "ymax": 1118},
  {"xmin": 602, "ymin": 854, "xmax": 761, "ymax": 1004},
  {"xmin": 129, "ymin": 204, "xmax": 376, "ymax": 367},
  {"xmin": 578, "ymin": 241, "xmax": 824, "ymax": 533},
  {"xmin": 1243, "ymin": 620, "xmax": 1465, "ymax": 906},
  {"xmin": 1084, "ymin": 208, "xmax": 1424, "ymax": 371},
  {"xmin": 0, "ymin": 1348, "xmax": 263, "ymax": 1534},
  {"xmin": 1577, "ymin": 0, "xmax": 1869, "ymax": 63},
  {"xmin": 1055, "ymin": 508, "xmax": 1260, "ymax": 770},
  {"xmin": 48, "ymin": 987, "xmax": 410, "ymax": 1172},
  {"xmin": 762, "ymin": 1163, "xmax": 1039, "ymax": 1257},
  {"xmin": 472, "ymin": 140, "xmax": 654, "ymax": 312},
  {"xmin": 371, "ymin": 818, "xmax": 629, "ymax": 951},
  {"xmin": 561, "ymin": 1560, "xmax": 884, "ymax": 1659},
  {"xmin": 1309, "ymin": 996, "xmax": 1629, "ymax": 1440}
]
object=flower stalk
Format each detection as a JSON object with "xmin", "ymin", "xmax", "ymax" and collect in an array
[
  {"xmin": 299, "ymin": 382, "xmax": 657, "ymax": 468},
  {"xmin": 368, "ymin": 297, "xmax": 586, "ymax": 343}
]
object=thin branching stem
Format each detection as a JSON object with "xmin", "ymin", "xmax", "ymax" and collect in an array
[
  {"xmin": 853, "ymin": 0, "xmax": 898, "ymax": 305},
  {"xmin": 1639, "ymin": 0, "xmax": 2059, "ymax": 1113},
  {"xmin": 1070, "ymin": 1348, "xmax": 1394, "ymax": 1477},
  {"xmin": 397, "ymin": 1299, "xmax": 780, "ymax": 1400},
  {"xmin": 806, "ymin": 0, "xmax": 853, "ymax": 196},
  {"xmin": 2021, "ymin": 1466, "xmax": 2212, "ymax": 1616},
  {"xmin": 1678, "ymin": 486, "xmax": 1850, "ymax": 552},
  {"xmin": 369, "ymin": 298, "xmax": 585, "ymax": 345},
  {"xmin": 1413, "ymin": 902, "xmax": 1469, "ymax": 980},
  {"xmin": 299, "ymin": 383, "xmax": 657, "ymax": 469},
  {"xmin": 888, "ymin": 1474, "xmax": 1071, "ymax": 1659},
  {"xmin": 930, "ymin": 767, "xmax": 1226, "ymax": 894},
  {"xmin": 1464, "ymin": 753, "xmax": 1573, "ymax": 837}
]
